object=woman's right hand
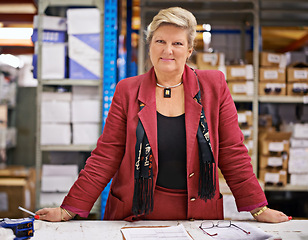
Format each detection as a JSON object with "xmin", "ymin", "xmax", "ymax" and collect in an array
[{"xmin": 35, "ymin": 207, "xmax": 75, "ymax": 222}]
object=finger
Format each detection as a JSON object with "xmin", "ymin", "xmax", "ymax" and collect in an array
[{"xmin": 35, "ymin": 208, "xmax": 49, "ymax": 215}]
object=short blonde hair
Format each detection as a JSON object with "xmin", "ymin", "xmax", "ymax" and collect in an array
[{"xmin": 145, "ymin": 7, "xmax": 197, "ymax": 49}]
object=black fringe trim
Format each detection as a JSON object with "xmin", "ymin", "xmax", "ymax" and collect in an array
[{"xmin": 132, "ymin": 177, "xmax": 154, "ymax": 216}]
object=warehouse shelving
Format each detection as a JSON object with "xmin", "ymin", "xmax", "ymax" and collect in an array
[
  {"xmin": 138, "ymin": 0, "xmax": 308, "ymax": 193},
  {"xmin": 35, "ymin": 0, "xmax": 104, "ymax": 212},
  {"xmin": 138, "ymin": 0, "xmax": 261, "ymax": 173}
]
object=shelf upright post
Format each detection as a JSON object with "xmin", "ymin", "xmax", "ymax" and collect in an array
[
  {"xmin": 34, "ymin": 0, "xmax": 48, "ymax": 210},
  {"xmin": 100, "ymin": 0, "xmax": 118, "ymax": 219},
  {"xmin": 252, "ymin": 0, "xmax": 260, "ymax": 174}
]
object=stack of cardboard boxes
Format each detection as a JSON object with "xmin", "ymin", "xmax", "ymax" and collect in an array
[
  {"xmin": 226, "ymin": 64, "xmax": 254, "ymax": 96},
  {"xmin": 258, "ymin": 130, "xmax": 291, "ymax": 186},
  {"xmin": 259, "ymin": 52, "xmax": 287, "ymax": 96},
  {"xmin": 289, "ymin": 123, "xmax": 308, "ymax": 186},
  {"xmin": 41, "ymin": 87, "xmax": 100, "ymax": 146},
  {"xmin": 40, "ymin": 164, "xmax": 78, "ymax": 207},
  {"xmin": 286, "ymin": 63, "xmax": 308, "ymax": 96},
  {"xmin": 32, "ymin": 8, "xmax": 101, "ymax": 80}
]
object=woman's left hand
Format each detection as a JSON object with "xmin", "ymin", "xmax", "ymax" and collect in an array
[{"xmin": 251, "ymin": 207, "xmax": 291, "ymax": 223}]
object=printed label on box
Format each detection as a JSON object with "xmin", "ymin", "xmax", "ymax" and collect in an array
[
  {"xmin": 233, "ymin": 84, "xmax": 246, "ymax": 93},
  {"xmin": 0, "ymin": 192, "xmax": 8, "ymax": 211},
  {"xmin": 265, "ymin": 172, "xmax": 280, "ymax": 183},
  {"xmin": 268, "ymin": 157, "xmax": 283, "ymax": 167},
  {"xmin": 293, "ymin": 83, "xmax": 308, "ymax": 89},
  {"xmin": 294, "ymin": 70, "xmax": 308, "ymax": 79},
  {"xmin": 267, "ymin": 53, "xmax": 280, "ymax": 63},
  {"xmin": 266, "ymin": 83, "xmax": 285, "ymax": 89},
  {"xmin": 238, "ymin": 113, "xmax": 247, "ymax": 123},
  {"xmin": 264, "ymin": 70, "xmax": 278, "ymax": 79},
  {"xmin": 231, "ymin": 68, "xmax": 246, "ymax": 77},
  {"xmin": 202, "ymin": 53, "xmax": 218, "ymax": 66},
  {"xmin": 268, "ymin": 142, "xmax": 284, "ymax": 152}
]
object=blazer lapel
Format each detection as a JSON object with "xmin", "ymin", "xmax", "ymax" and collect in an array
[
  {"xmin": 137, "ymin": 68, "xmax": 158, "ymax": 167},
  {"xmin": 183, "ymin": 66, "xmax": 202, "ymax": 165}
]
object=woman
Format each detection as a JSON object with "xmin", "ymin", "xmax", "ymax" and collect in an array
[{"xmin": 36, "ymin": 7, "xmax": 290, "ymax": 223}]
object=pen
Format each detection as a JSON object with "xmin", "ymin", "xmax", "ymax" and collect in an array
[{"xmin": 18, "ymin": 206, "xmax": 40, "ymax": 220}]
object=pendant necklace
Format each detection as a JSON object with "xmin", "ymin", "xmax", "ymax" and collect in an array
[{"xmin": 156, "ymin": 81, "xmax": 183, "ymax": 98}]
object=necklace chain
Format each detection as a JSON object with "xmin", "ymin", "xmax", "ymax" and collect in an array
[{"xmin": 156, "ymin": 81, "xmax": 183, "ymax": 89}]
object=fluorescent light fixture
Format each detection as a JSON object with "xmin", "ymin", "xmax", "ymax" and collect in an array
[
  {"xmin": 0, "ymin": 28, "xmax": 33, "ymax": 40},
  {"xmin": 0, "ymin": 54, "xmax": 24, "ymax": 68},
  {"xmin": 202, "ymin": 24, "xmax": 211, "ymax": 32}
]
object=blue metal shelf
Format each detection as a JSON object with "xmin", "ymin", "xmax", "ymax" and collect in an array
[{"xmin": 101, "ymin": 0, "xmax": 118, "ymax": 219}]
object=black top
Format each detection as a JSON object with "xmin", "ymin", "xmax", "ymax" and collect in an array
[{"xmin": 156, "ymin": 112, "xmax": 187, "ymax": 190}]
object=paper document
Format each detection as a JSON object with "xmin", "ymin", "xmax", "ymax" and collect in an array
[
  {"xmin": 121, "ymin": 224, "xmax": 193, "ymax": 240},
  {"xmin": 200, "ymin": 222, "xmax": 273, "ymax": 240}
]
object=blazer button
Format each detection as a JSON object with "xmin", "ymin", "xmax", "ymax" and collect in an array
[
  {"xmin": 190, "ymin": 197, "xmax": 196, "ymax": 202},
  {"xmin": 189, "ymin": 173, "xmax": 195, "ymax": 178}
]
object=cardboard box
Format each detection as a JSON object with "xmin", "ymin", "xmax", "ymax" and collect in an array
[
  {"xmin": 41, "ymin": 176, "xmax": 76, "ymax": 192},
  {"xmin": 196, "ymin": 52, "xmax": 225, "ymax": 68},
  {"xmin": 227, "ymin": 80, "xmax": 254, "ymax": 96},
  {"xmin": 32, "ymin": 15, "xmax": 67, "ymax": 43},
  {"xmin": 259, "ymin": 82, "xmax": 286, "ymax": 96},
  {"xmin": 72, "ymin": 86, "xmax": 100, "ymax": 100},
  {"xmin": 41, "ymin": 164, "xmax": 78, "ymax": 192},
  {"xmin": 67, "ymin": 8, "xmax": 100, "ymax": 35},
  {"xmin": 259, "ymin": 155, "xmax": 288, "ymax": 169},
  {"xmin": 288, "ymin": 148, "xmax": 308, "ymax": 174},
  {"xmin": 259, "ymin": 67, "xmax": 286, "ymax": 82},
  {"xmin": 71, "ymin": 100, "xmax": 100, "ymax": 123},
  {"xmin": 72, "ymin": 123, "xmax": 100, "ymax": 145},
  {"xmin": 33, "ymin": 42, "xmax": 67, "ymax": 79},
  {"xmin": 68, "ymin": 34, "xmax": 100, "ymax": 79},
  {"xmin": 41, "ymin": 123, "xmax": 71, "ymax": 145},
  {"xmin": 287, "ymin": 63, "xmax": 308, "ymax": 82},
  {"xmin": 0, "ymin": 178, "xmax": 32, "ymax": 218},
  {"xmin": 226, "ymin": 65, "xmax": 253, "ymax": 81},
  {"xmin": 287, "ymin": 83, "xmax": 308, "ymax": 96},
  {"xmin": 290, "ymin": 138, "xmax": 308, "ymax": 148},
  {"xmin": 259, "ymin": 131, "xmax": 291, "ymax": 156},
  {"xmin": 41, "ymin": 101, "xmax": 71, "ymax": 123},
  {"xmin": 238, "ymin": 110, "xmax": 253, "ymax": 127},
  {"xmin": 293, "ymin": 123, "xmax": 308, "ymax": 139},
  {"xmin": 259, "ymin": 114, "xmax": 272, "ymax": 128},
  {"xmin": 241, "ymin": 126, "xmax": 253, "ymax": 140},
  {"xmin": 259, "ymin": 168, "xmax": 287, "ymax": 186},
  {"xmin": 0, "ymin": 104, "xmax": 7, "ymax": 128},
  {"xmin": 290, "ymin": 174, "xmax": 308, "ymax": 186},
  {"xmin": 42, "ymin": 92, "xmax": 72, "ymax": 101},
  {"xmin": 40, "ymin": 192, "xmax": 68, "ymax": 207},
  {"xmin": 260, "ymin": 52, "xmax": 287, "ymax": 68}
]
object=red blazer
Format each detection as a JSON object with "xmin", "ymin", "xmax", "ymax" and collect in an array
[{"xmin": 62, "ymin": 65, "xmax": 267, "ymax": 220}]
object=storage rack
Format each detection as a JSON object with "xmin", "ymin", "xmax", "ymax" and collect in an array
[
  {"xmin": 138, "ymin": 0, "xmax": 261, "ymax": 173},
  {"xmin": 137, "ymin": 0, "xmax": 308, "ymax": 192},
  {"xmin": 35, "ymin": 0, "xmax": 104, "ymax": 211}
]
